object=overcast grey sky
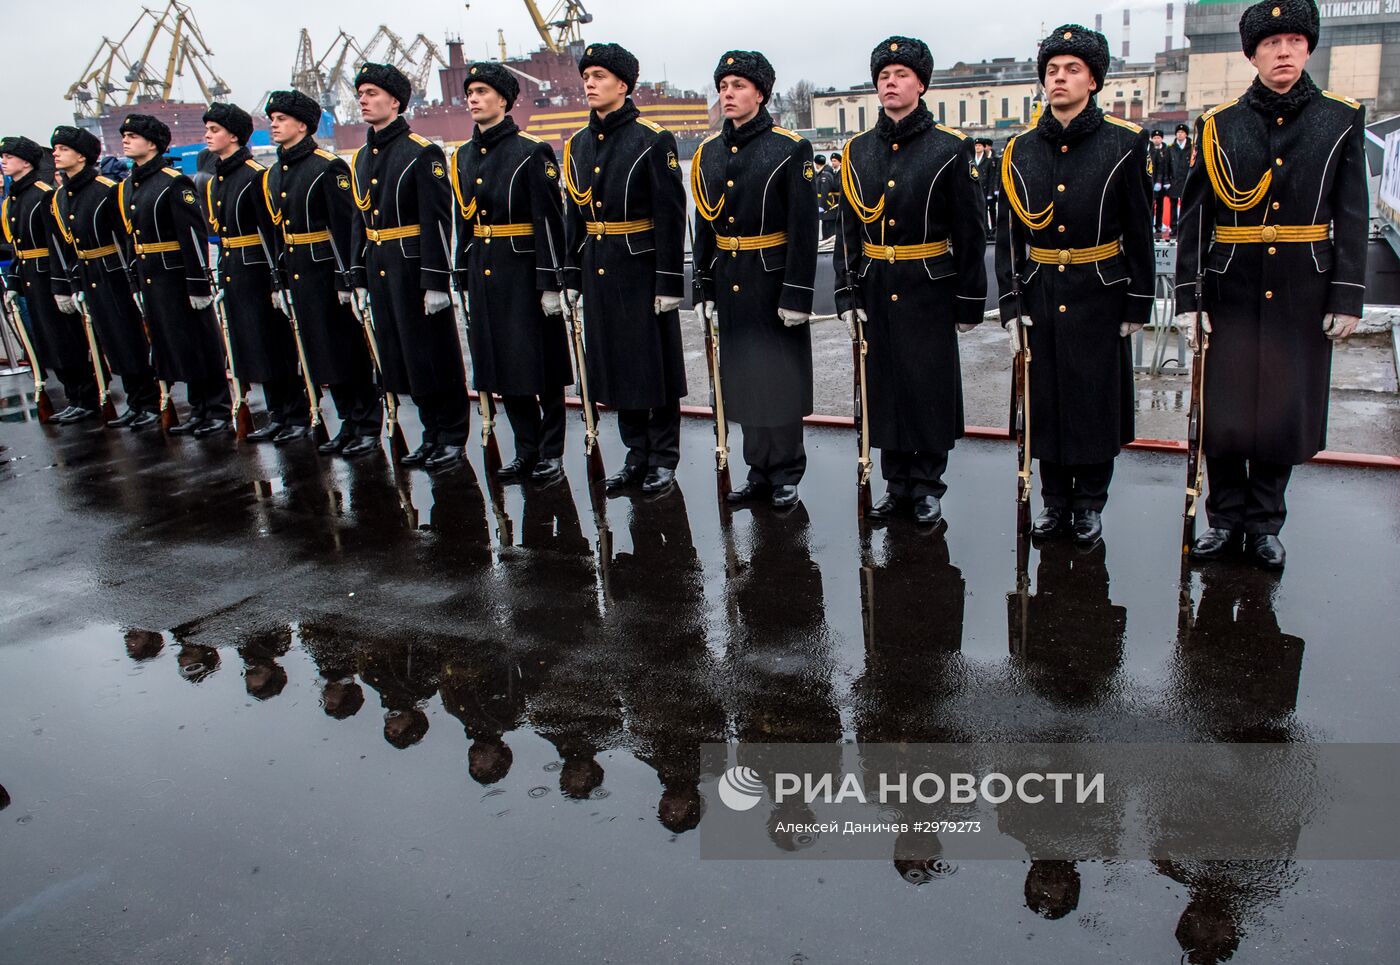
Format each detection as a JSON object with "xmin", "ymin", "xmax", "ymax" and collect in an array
[{"xmin": 8, "ymin": 0, "xmax": 1177, "ymax": 137}]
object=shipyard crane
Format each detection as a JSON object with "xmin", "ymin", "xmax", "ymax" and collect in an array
[
  {"xmin": 402, "ymin": 34, "xmax": 449, "ymax": 105},
  {"xmin": 522, "ymin": 1, "xmax": 593, "ymax": 54},
  {"xmin": 289, "ymin": 28, "xmax": 368, "ymax": 123}
]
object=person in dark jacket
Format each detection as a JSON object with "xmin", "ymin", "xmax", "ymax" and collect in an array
[
  {"xmin": 1149, "ymin": 129, "xmax": 1169, "ymax": 237},
  {"xmin": 263, "ymin": 89, "xmax": 383, "ymax": 453},
  {"xmin": 835, "ymin": 36, "xmax": 988, "ymax": 524},
  {"xmin": 1164, "ymin": 122, "xmax": 1193, "ymax": 235},
  {"xmin": 974, "ymin": 138, "xmax": 998, "ymax": 237},
  {"xmin": 995, "ymin": 24, "xmax": 1155, "ymax": 544},
  {"xmin": 2, "ymin": 134, "xmax": 99, "ymax": 422},
  {"xmin": 692, "ymin": 49, "xmax": 818, "ymax": 509},
  {"xmin": 1175, "ymin": 0, "xmax": 1368, "ymax": 570},
  {"xmin": 46, "ymin": 125, "xmax": 160, "ymax": 427},
  {"xmin": 562, "ymin": 43, "xmax": 689, "ymax": 494},
  {"xmin": 201, "ymin": 102, "xmax": 309, "ymax": 442},
  {"xmin": 813, "ymin": 154, "xmax": 840, "ymax": 240},
  {"xmin": 350, "ymin": 62, "xmax": 470, "ymax": 469},
  {"xmin": 116, "ymin": 114, "xmax": 231, "ymax": 435},
  {"xmin": 452, "ymin": 61, "xmax": 572, "ymax": 481}
]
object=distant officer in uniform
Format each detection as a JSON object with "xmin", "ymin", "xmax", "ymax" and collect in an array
[
  {"xmin": 47, "ymin": 125, "xmax": 160, "ymax": 428},
  {"xmin": 561, "ymin": 43, "xmax": 688, "ymax": 493},
  {"xmin": 116, "ymin": 114, "xmax": 232, "ymax": 435},
  {"xmin": 201, "ymin": 102, "xmax": 309, "ymax": 442},
  {"xmin": 1165, "ymin": 122, "xmax": 1193, "ymax": 234},
  {"xmin": 2, "ymin": 134, "xmax": 99, "ymax": 422},
  {"xmin": 350, "ymin": 63, "xmax": 470, "ymax": 469},
  {"xmin": 1176, "ymin": 0, "xmax": 1368, "ymax": 570},
  {"xmin": 692, "ymin": 49, "xmax": 818, "ymax": 509},
  {"xmin": 813, "ymin": 154, "xmax": 840, "ymax": 240},
  {"xmin": 263, "ymin": 89, "xmax": 383, "ymax": 453},
  {"xmin": 451, "ymin": 61, "xmax": 572, "ymax": 481},
  {"xmin": 974, "ymin": 138, "xmax": 997, "ymax": 237},
  {"xmin": 995, "ymin": 25, "xmax": 1155, "ymax": 544},
  {"xmin": 835, "ymin": 36, "xmax": 988, "ymax": 524},
  {"xmin": 1148, "ymin": 129, "xmax": 1169, "ymax": 237}
]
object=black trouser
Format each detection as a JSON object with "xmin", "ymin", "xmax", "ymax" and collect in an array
[
  {"xmin": 741, "ymin": 421, "xmax": 806, "ymax": 487},
  {"xmin": 820, "ymin": 220, "xmax": 837, "ymax": 240},
  {"xmin": 119, "ymin": 370, "xmax": 160, "ymax": 415},
  {"xmin": 258, "ymin": 375, "xmax": 310, "ymax": 428},
  {"xmin": 1040, "ymin": 459, "xmax": 1114, "ymax": 511},
  {"xmin": 1166, "ymin": 196, "xmax": 1181, "ymax": 231},
  {"xmin": 985, "ymin": 197, "xmax": 997, "ymax": 234},
  {"xmin": 327, "ymin": 382, "xmax": 383, "ymax": 438},
  {"xmin": 186, "ymin": 377, "xmax": 232, "ymax": 422},
  {"xmin": 1205, "ymin": 455, "xmax": 1293, "ymax": 535},
  {"xmin": 54, "ymin": 365, "xmax": 99, "ymax": 411},
  {"xmin": 503, "ymin": 387, "xmax": 566, "ymax": 461},
  {"xmin": 413, "ymin": 385, "xmax": 471, "ymax": 447},
  {"xmin": 881, "ymin": 448, "xmax": 949, "ymax": 499},
  {"xmin": 618, "ymin": 402, "xmax": 680, "ymax": 470}
]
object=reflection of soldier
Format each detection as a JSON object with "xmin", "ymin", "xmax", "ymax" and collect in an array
[
  {"xmin": 419, "ymin": 462, "xmax": 492, "ymax": 571},
  {"xmin": 175, "ymin": 641, "xmax": 221, "ymax": 684},
  {"xmin": 441, "ymin": 646, "xmax": 534, "ymax": 786},
  {"xmin": 299, "ymin": 619, "xmax": 366, "ymax": 720},
  {"xmin": 237, "ymin": 626, "xmax": 293, "ymax": 701},
  {"xmin": 359, "ymin": 637, "xmax": 446, "ymax": 749},
  {"xmin": 0, "ymin": 783, "xmax": 9, "ymax": 810},
  {"xmin": 1009, "ymin": 540, "xmax": 1125, "ymax": 706},
  {"xmin": 1154, "ymin": 859, "xmax": 1300, "ymax": 965},
  {"xmin": 123, "ymin": 629, "xmax": 165, "ymax": 662},
  {"xmin": 1025, "ymin": 860, "xmax": 1081, "ymax": 919}
]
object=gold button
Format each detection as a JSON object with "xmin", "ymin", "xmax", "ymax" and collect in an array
[
  {"xmin": 1058, "ymin": 265, "xmax": 1066, "ymax": 273},
  {"xmin": 371, "ymin": 178, "xmax": 378, "ymax": 185},
  {"xmin": 887, "ymin": 218, "xmax": 896, "ymax": 226},
  {"xmin": 887, "ymin": 179, "xmax": 895, "ymax": 187},
  {"xmin": 1057, "ymin": 184, "xmax": 1065, "ymax": 192},
  {"xmin": 730, "ymin": 146, "xmax": 737, "ymax": 154},
  {"xmin": 593, "ymin": 166, "xmax": 600, "ymax": 173},
  {"xmin": 891, "ymin": 143, "xmax": 899, "ymax": 151},
  {"xmin": 480, "ymin": 148, "xmax": 486, "ymax": 154},
  {"xmin": 1276, "ymin": 117, "xmax": 1284, "ymax": 125},
  {"xmin": 890, "ymin": 294, "xmax": 898, "ymax": 302},
  {"xmin": 1265, "ymin": 291, "xmax": 1273, "ymax": 299},
  {"xmin": 225, "ymin": 275, "xmax": 231, "ymax": 282},
  {"xmin": 484, "ymin": 269, "xmax": 491, "ymax": 276},
  {"xmin": 280, "ymin": 192, "xmax": 287, "ymax": 198},
  {"xmin": 596, "ymin": 233, "xmax": 604, "ymax": 240},
  {"xmin": 597, "ymin": 134, "xmax": 604, "ymax": 141},
  {"xmin": 373, "ymin": 209, "xmax": 379, "ymax": 216},
  {"xmin": 1057, "ymin": 225, "xmax": 1066, "ymax": 233},
  {"xmin": 1274, "ymin": 158, "xmax": 1283, "ymax": 166},
  {"xmin": 1060, "ymin": 145, "xmax": 1068, "ymax": 153},
  {"xmin": 598, "ymin": 268, "xmax": 606, "ymax": 275},
  {"xmin": 372, "ymin": 148, "xmax": 378, "ymax": 154},
  {"xmin": 293, "ymin": 274, "xmax": 300, "ymax": 281},
  {"xmin": 288, "ymin": 246, "xmax": 295, "ymax": 252},
  {"xmin": 282, "ymin": 165, "xmax": 288, "ymax": 171},
  {"xmin": 726, "ymin": 180, "xmax": 734, "ymax": 187},
  {"xmin": 91, "ymin": 284, "xmax": 96, "ymax": 289},
  {"xmin": 379, "ymin": 270, "xmax": 386, "ymax": 277},
  {"xmin": 484, "ymin": 238, "xmax": 491, "ymax": 244},
  {"xmin": 1272, "ymin": 201, "xmax": 1280, "ymax": 211},
  {"xmin": 730, "ymin": 251, "xmax": 737, "ymax": 258},
  {"xmin": 727, "ymin": 216, "xmax": 735, "ymax": 223},
  {"xmin": 1059, "ymin": 305, "xmax": 1067, "ymax": 313},
  {"xmin": 1260, "ymin": 225, "xmax": 1279, "ymax": 243},
  {"xmin": 732, "ymin": 284, "xmax": 740, "ymax": 292},
  {"xmin": 218, "ymin": 176, "xmax": 224, "ymax": 182},
  {"xmin": 594, "ymin": 201, "xmax": 602, "ymax": 208},
  {"xmin": 475, "ymin": 178, "xmax": 482, "ymax": 185},
  {"xmin": 1267, "ymin": 246, "xmax": 1277, "ymax": 255}
]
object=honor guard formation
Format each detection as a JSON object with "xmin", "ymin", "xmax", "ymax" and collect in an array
[{"xmin": 0, "ymin": 0, "xmax": 1370, "ymax": 571}]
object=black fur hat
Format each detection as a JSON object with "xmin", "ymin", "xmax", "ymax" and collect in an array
[
  {"xmin": 577, "ymin": 42, "xmax": 639, "ymax": 94},
  {"xmin": 51, "ymin": 125, "xmax": 101, "ymax": 163},
  {"xmin": 464, "ymin": 61, "xmax": 520, "ymax": 111},
  {"xmin": 202, "ymin": 102, "xmax": 253, "ymax": 145},
  {"xmin": 355, "ymin": 62, "xmax": 413, "ymax": 114},
  {"xmin": 266, "ymin": 89, "xmax": 322, "ymax": 130},
  {"xmin": 1239, "ymin": 0, "xmax": 1319, "ymax": 57},
  {"xmin": 713, "ymin": 50, "xmax": 776, "ymax": 104},
  {"xmin": 118, "ymin": 114, "xmax": 171, "ymax": 154},
  {"xmin": 0, "ymin": 135, "xmax": 44, "ymax": 166},
  {"xmin": 1175, "ymin": 122, "xmax": 1190, "ymax": 135},
  {"xmin": 1038, "ymin": 24, "xmax": 1110, "ymax": 93},
  {"xmin": 870, "ymin": 36, "xmax": 933, "ymax": 90}
]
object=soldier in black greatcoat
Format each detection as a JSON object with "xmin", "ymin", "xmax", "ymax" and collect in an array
[
  {"xmin": 115, "ymin": 114, "xmax": 232, "ymax": 435},
  {"xmin": 813, "ymin": 154, "xmax": 840, "ymax": 241},
  {"xmin": 350, "ymin": 62, "xmax": 470, "ymax": 470},
  {"xmin": 263, "ymin": 89, "xmax": 383, "ymax": 454},
  {"xmin": 1176, "ymin": 0, "xmax": 1368, "ymax": 570},
  {"xmin": 451, "ymin": 62, "xmax": 572, "ymax": 481},
  {"xmin": 201, "ymin": 103, "xmax": 309, "ymax": 443},
  {"xmin": 1164, "ymin": 122, "xmax": 1193, "ymax": 234},
  {"xmin": 693, "ymin": 50, "xmax": 818, "ymax": 509},
  {"xmin": 1149, "ymin": 129, "xmax": 1170, "ymax": 237},
  {"xmin": 995, "ymin": 25, "xmax": 1155, "ymax": 544},
  {"xmin": 46, "ymin": 126, "xmax": 159, "ymax": 427},
  {"xmin": 835, "ymin": 36, "xmax": 988, "ymax": 525},
  {"xmin": 562, "ymin": 43, "xmax": 689, "ymax": 494},
  {"xmin": 974, "ymin": 138, "xmax": 998, "ymax": 237},
  {"xmin": 2, "ymin": 135, "xmax": 99, "ymax": 422}
]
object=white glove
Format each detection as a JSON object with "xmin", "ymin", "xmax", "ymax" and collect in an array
[
  {"xmin": 1154, "ymin": 183, "xmax": 1162, "ymax": 193},
  {"xmin": 190, "ymin": 295, "xmax": 213, "ymax": 311},
  {"xmin": 541, "ymin": 291, "xmax": 563, "ymax": 316},
  {"xmin": 425, "ymin": 290, "xmax": 451, "ymax": 316},
  {"xmin": 778, "ymin": 308, "xmax": 811, "ymax": 327},
  {"xmin": 957, "ymin": 322, "xmax": 977, "ymax": 333},
  {"xmin": 1008, "ymin": 316, "xmax": 1030, "ymax": 357},
  {"xmin": 1120, "ymin": 321, "xmax": 1145, "ymax": 337},
  {"xmin": 273, "ymin": 291, "xmax": 289, "ymax": 314},
  {"xmin": 1176, "ymin": 310, "xmax": 1211, "ymax": 351},
  {"xmin": 838, "ymin": 307, "xmax": 867, "ymax": 339},
  {"xmin": 654, "ymin": 295, "xmax": 682, "ymax": 315},
  {"xmin": 55, "ymin": 294, "xmax": 78, "ymax": 315},
  {"xmin": 3, "ymin": 290, "xmax": 16, "ymax": 310},
  {"xmin": 337, "ymin": 290, "xmax": 353, "ymax": 306},
  {"xmin": 564, "ymin": 288, "xmax": 581, "ymax": 311},
  {"xmin": 1322, "ymin": 312, "xmax": 1361, "ymax": 341}
]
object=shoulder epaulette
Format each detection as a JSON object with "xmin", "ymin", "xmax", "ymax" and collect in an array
[
  {"xmin": 935, "ymin": 123, "xmax": 968, "ymax": 141},
  {"xmin": 636, "ymin": 117, "xmax": 665, "ymax": 133},
  {"xmin": 36, "ymin": 181, "xmax": 52, "ymax": 192},
  {"xmin": 1322, "ymin": 90, "xmax": 1361, "ymax": 109},
  {"xmin": 1104, "ymin": 114, "xmax": 1142, "ymax": 133},
  {"xmin": 162, "ymin": 167, "xmax": 182, "ymax": 178},
  {"xmin": 518, "ymin": 131, "xmax": 544, "ymax": 144},
  {"xmin": 409, "ymin": 132, "xmax": 433, "ymax": 147},
  {"xmin": 1202, "ymin": 99, "xmax": 1237, "ymax": 121},
  {"xmin": 771, "ymin": 126, "xmax": 802, "ymax": 142},
  {"xmin": 245, "ymin": 159, "xmax": 265, "ymax": 171},
  {"xmin": 700, "ymin": 131, "xmax": 721, "ymax": 146},
  {"xmin": 314, "ymin": 148, "xmax": 338, "ymax": 161},
  {"xmin": 96, "ymin": 176, "xmax": 115, "ymax": 187}
]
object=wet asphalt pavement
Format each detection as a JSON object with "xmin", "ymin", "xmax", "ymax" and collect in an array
[{"xmin": 1, "ymin": 376, "xmax": 1399, "ymax": 964}]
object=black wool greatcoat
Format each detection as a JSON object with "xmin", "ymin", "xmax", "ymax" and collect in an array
[
  {"xmin": 2, "ymin": 170, "xmax": 89, "ymax": 370},
  {"xmin": 116, "ymin": 156, "xmax": 225, "ymax": 383},
  {"xmin": 451, "ymin": 115, "xmax": 571, "ymax": 396},
  {"xmin": 1174, "ymin": 75, "xmax": 1368, "ymax": 466},
  {"xmin": 835, "ymin": 105, "xmax": 989, "ymax": 454},
  {"xmin": 263, "ymin": 136, "xmax": 372, "ymax": 387},
  {"xmin": 692, "ymin": 109, "xmax": 818, "ymax": 427},
  {"xmin": 349, "ymin": 117, "xmax": 466, "ymax": 396},
  {"xmin": 995, "ymin": 104, "xmax": 1155, "ymax": 466},
  {"xmin": 1165, "ymin": 137, "xmax": 1193, "ymax": 200},
  {"xmin": 206, "ymin": 148, "xmax": 297, "ymax": 384},
  {"xmin": 562, "ymin": 99, "xmax": 688, "ymax": 410},
  {"xmin": 814, "ymin": 164, "xmax": 840, "ymax": 228},
  {"xmin": 47, "ymin": 165, "xmax": 151, "ymax": 375}
]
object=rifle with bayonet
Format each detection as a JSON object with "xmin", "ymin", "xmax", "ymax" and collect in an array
[
  {"xmin": 51, "ymin": 242, "xmax": 118, "ymax": 423},
  {"xmin": 1182, "ymin": 262, "xmax": 1208, "ymax": 556},
  {"xmin": 111, "ymin": 234, "xmax": 178, "ymax": 431},
  {"xmin": 846, "ymin": 268, "xmax": 873, "ymax": 518},
  {"xmin": 1009, "ymin": 252, "xmax": 1032, "ymax": 537},
  {"xmin": 2, "ymin": 290, "xmax": 54, "ymax": 422},
  {"xmin": 191, "ymin": 228, "xmax": 252, "ymax": 439},
  {"xmin": 689, "ymin": 217, "xmax": 730, "ymax": 502},
  {"xmin": 437, "ymin": 223, "xmax": 500, "ymax": 471},
  {"xmin": 558, "ymin": 269, "xmax": 603, "ymax": 484}
]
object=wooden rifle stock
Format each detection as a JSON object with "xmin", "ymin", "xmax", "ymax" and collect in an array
[
  {"xmin": 846, "ymin": 270, "xmax": 873, "ymax": 518},
  {"xmin": 192, "ymin": 229, "xmax": 250, "ymax": 440},
  {"xmin": 437, "ymin": 224, "xmax": 499, "ymax": 470},
  {"xmin": 3, "ymin": 297, "xmax": 55, "ymax": 422},
  {"xmin": 1182, "ymin": 270, "xmax": 1208, "ymax": 555},
  {"xmin": 111, "ymin": 238, "xmax": 177, "ymax": 431}
]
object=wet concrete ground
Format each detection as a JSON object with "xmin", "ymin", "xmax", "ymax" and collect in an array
[{"xmin": 1, "ymin": 377, "xmax": 1399, "ymax": 963}]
